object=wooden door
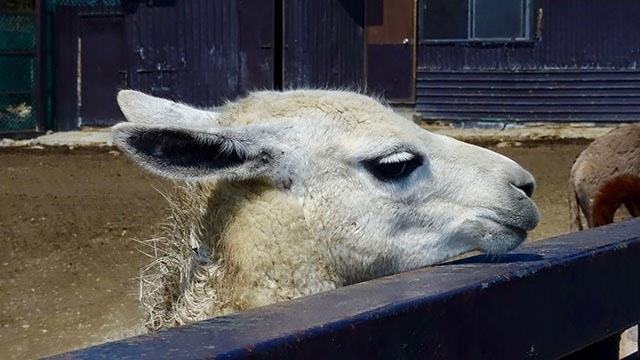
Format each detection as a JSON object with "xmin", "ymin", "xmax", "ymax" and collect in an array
[
  {"xmin": 283, "ymin": 0, "xmax": 365, "ymax": 89},
  {"xmin": 79, "ymin": 15, "xmax": 127, "ymax": 126},
  {"xmin": 124, "ymin": 0, "xmax": 273, "ymax": 107},
  {"xmin": 365, "ymin": 0, "xmax": 416, "ymax": 103}
]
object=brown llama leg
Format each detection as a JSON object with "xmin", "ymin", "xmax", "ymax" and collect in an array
[
  {"xmin": 591, "ymin": 196, "xmax": 621, "ymax": 227},
  {"xmin": 625, "ymin": 202, "xmax": 640, "ymax": 217},
  {"xmin": 622, "ymin": 175, "xmax": 640, "ymax": 218},
  {"xmin": 577, "ymin": 192, "xmax": 593, "ymax": 228},
  {"xmin": 623, "ymin": 196, "xmax": 640, "ymax": 218},
  {"xmin": 592, "ymin": 175, "xmax": 640, "ymax": 227}
]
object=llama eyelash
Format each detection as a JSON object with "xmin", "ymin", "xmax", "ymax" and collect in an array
[{"xmin": 378, "ymin": 151, "xmax": 415, "ymax": 164}]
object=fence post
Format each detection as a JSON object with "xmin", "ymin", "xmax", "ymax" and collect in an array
[{"xmin": 35, "ymin": 0, "xmax": 44, "ymax": 132}]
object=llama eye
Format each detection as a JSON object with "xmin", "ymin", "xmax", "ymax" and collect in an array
[{"xmin": 364, "ymin": 152, "xmax": 422, "ymax": 182}]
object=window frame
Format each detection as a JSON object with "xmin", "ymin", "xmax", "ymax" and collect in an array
[{"xmin": 419, "ymin": 0, "xmax": 534, "ymax": 45}]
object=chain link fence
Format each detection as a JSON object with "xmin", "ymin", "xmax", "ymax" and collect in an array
[
  {"xmin": 55, "ymin": 0, "xmax": 120, "ymax": 5},
  {"xmin": 53, "ymin": 0, "xmax": 123, "ymax": 16},
  {"xmin": 0, "ymin": 4, "xmax": 37, "ymax": 132},
  {"xmin": 0, "ymin": 0, "xmax": 125, "ymax": 133}
]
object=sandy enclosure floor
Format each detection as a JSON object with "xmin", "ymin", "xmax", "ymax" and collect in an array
[{"xmin": 0, "ymin": 143, "xmax": 592, "ymax": 358}]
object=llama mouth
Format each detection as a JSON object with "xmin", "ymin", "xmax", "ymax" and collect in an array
[
  {"xmin": 483, "ymin": 204, "xmax": 539, "ymax": 232},
  {"xmin": 473, "ymin": 217, "xmax": 529, "ymax": 254},
  {"xmin": 483, "ymin": 217, "xmax": 529, "ymax": 237},
  {"xmin": 499, "ymin": 222, "xmax": 528, "ymax": 238}
]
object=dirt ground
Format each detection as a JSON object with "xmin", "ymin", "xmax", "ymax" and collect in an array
[{"xmin": 0, "ymin": 143, "xmax": 592, "ymax": 359}]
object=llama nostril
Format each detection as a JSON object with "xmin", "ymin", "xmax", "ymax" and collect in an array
[{"xmin": 513, "ymin": 181, "xmax": 535, "ymax": 198}]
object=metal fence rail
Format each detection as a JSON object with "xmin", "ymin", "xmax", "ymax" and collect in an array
[{"xmin": 52, "ymin": 219, "xmax": 640, "ymax": 359}]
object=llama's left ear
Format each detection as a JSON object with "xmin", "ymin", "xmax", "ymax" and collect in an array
[
  {"xmin": 117, "ymin": 90, "xmax": 218, "ymax": 128},
  {"xmin": 112, "ymin": 122, "xmax": 286, "ymax": 182}
]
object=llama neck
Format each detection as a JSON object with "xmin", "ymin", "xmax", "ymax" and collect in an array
[{"xmin": 206, "ymin": 181, "xmax": 340, "ymax": 313}]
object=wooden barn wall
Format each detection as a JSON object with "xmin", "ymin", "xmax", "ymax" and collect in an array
[
  {"xmin": 53, "ymin": 0, "xmax": 274, "ymax": 129},
  {"xmin": 284, "ymin": 0, "xmax": 365, "ymax": 89},
  {"xmin": 417, "ymin": 0, "xmax": 640, "ymax": 122},
  {"xmin": 53, "ymin": 6, "xmax": 79, "ymax": 131},
  {"xmin": 125, "ymin": 0, "xmax": 273, "ymax": 107},
  {"xmin": 53, "ymin": 0, "xmax": 368, "ymax": 129}
]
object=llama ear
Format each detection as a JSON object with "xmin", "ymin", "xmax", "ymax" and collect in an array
[
  {"xmin": 117, "ymin": 90, "xmax": 218, "ymax": 128},
  {"xmin": 112, "ymin": 122, "xmax": 281, "ymax": 181}
]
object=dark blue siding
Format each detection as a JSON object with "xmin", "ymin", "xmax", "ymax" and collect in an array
[
  {"xmin": 284, "ymin": 0, "xmax": 364, "ymax": 89},
  {"xmin": 53, "ymin": 0, "xmax": 275, "ymax": 128},
  {"xmin": 417, "ymin": 70, "xmax": 640, "ymax": 122},
  {"xmin": 125, "ymin": 0, "xmax": 273, "ymax": 107},
  {"xmin": 417, "ymin": 0, "xmax": 640, "ymax": 122}
]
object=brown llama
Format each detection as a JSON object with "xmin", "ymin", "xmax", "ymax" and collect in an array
[
  {"xmin": 568, "ymin": 124, "xmax": 640, "ymax": 356},
  {"xmin": 569, "ymin": 124, "xmax": 640, "ymax": 231}
]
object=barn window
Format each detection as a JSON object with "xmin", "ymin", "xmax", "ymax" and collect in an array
[{"xmin": 421, "ymin": 0, "xmax": 532, "ymax": 43}]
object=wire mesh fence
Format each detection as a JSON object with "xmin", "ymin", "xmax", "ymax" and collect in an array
[
  {"xmin": 53, "ymin": 0, "xmax": 123, "ymax": 17},
  {"xmin": 55, "ymin": 0, "xmax": 121, "ymax": 5},
  {"xmin": 0, "ymin": 0, "xmax": 153, "ymax": 133},
  {"xmin": 0, "ymin": 56, "xmax": 36, "ymax": 131},
  {"xmin": 0, "ymin": 8, "xmax": 37, "ymax": 133}
]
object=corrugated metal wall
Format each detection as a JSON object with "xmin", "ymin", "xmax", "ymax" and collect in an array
[
  {"xmin": 417, "ymin": 70, "xmax": 640, "ymax": 122},
  {"xmin": 417, "ymin": 0, "xmax": 640, "ymax": 122}
]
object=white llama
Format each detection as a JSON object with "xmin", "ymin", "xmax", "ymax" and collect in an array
[{"xmin": 113, "ymin": 89, "xmax": 539, "ymax": 330}]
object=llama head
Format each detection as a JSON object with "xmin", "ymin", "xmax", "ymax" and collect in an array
[{"xmin": 114, "ymin": 89, "xmax": 539, "ymax": 283}]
